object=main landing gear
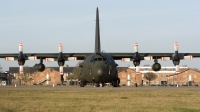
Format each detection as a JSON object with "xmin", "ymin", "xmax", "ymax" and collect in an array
[
  {"xmin": 80, "ymin": 81, "xmax": 86, "ymax": 87},
  {"xmin": 112, "ymin": 78, "xmax": 120, "ymax": 87}
]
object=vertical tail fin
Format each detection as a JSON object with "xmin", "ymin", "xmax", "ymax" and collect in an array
[{"xmin": 95, "ymin": 7, "xmax": 101, "ymax": 53}]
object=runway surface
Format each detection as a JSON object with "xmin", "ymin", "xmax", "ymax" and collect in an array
[{"xmin": 0, "ymin": 85, "xmax": 200, "ymax": 90}]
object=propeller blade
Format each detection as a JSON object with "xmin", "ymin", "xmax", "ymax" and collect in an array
[
  {"xmin": 59, "ymin": 66, "xmax": 63, "ymax": 75},
  {"xmin": 5, "ymin": 57, "xmax": 16, "ymax": 61},
  {"xmin": 59, "ymin": 43, "xmax": 63, "ymax": 53},
  {"xmin": 121, "ymin": 58, "xmax": 131, "ymax": 62},
  {"xmin": 161, "ymin": 57, "xmax": 170, "ymax": 61},
  {"xmin": 134, "ymin": 43, "xmax": 138, "ymax": 52},
  {"xmin": 174, "ymin": 42, "xmax": 178, "ymax": 52},
  {"xmin": 68, "ymin": 57, "xmax": 77, "ymax": 61},
  {"xmin": 19, "ymin": 43, "xmax": 23, "ymax": 52},
  {"xmin": 136, "ymin": 66, "xmax": 140, "ymax": 74},
  {"xmin": 45, "ymin": 58, "xmax": 56, "ymax": 62},
  {"xmin": 184, "ymin": 55, "xmax": 193, "ymax": 60},
  {"xmin": 175, "ymin": 65, "xmax": 180, "ymax": 74},
  {"xmin": 19, "ymin": 65, "xmax": 23, "ymax": 74},
  {"xmin": 144, "ymin": 56, "xmax": 153, "ymax": 60},
  {"xmin": 27, "ymin": 56, "xmax": 37, "ymax": 60}
]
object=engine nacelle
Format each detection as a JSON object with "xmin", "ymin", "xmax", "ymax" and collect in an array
[
  {"xmin": 58, "ymin": 60, "xmax": 65, "ymax": 66},
  {"xmin": 172, "ymin": 60, "xmax": 180, "ymax": 66},
  {"xmin": 133, "ymin": 61, "xmax": 140, "ymax": 67},
  {"xmin": 152, "ymin": 63, "xmax": 161, "ymax": 71},
  {"xmin": 18, "ymin": 59, "xmax": 25, "ymax": 66},
  {"xmin": 37, "ymin": 63, "xmax": 45, "ymax": 72}
]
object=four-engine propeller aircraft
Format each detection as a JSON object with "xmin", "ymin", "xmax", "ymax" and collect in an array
[{"xmin": 1, "ymin": 7, "xmax": 200, "ymax": 87}]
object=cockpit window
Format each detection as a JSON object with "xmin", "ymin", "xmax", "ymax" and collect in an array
[
  {"xmin": 89, "ymin": 58, "xmax": 94, "ymax": 62},
  {"xmin": 89, "ymin": 57, "xmax": 106, "ymax": 62},
  {"xmin": 94, "ymin": 58, "xmax": 98, "ymax": 61}
]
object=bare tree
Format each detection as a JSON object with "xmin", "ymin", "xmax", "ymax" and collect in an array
[
  {"xmin": 18, "ymin": 67, "xmax": 33, "ymax": 85},
  {"xmin": 67, "ymin": 61, "xmax": 82, "ymax": 80},
  {"xmin": 193, "ymin": 68, "xmax": 200, "ymax": 72},
  {"xmin": 144, "ymin": 72, "xmax": 157, "ymax": 86}
]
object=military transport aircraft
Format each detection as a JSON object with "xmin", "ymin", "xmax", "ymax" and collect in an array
[{"xmin": 1, "ymin": 7, "xmax": 200, "ymax": 87}]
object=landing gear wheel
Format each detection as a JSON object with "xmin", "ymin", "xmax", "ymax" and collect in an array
[
  {"xmin": 80, "ymin": 81, "xmax": 85, "ymax": 87},
  {"xmin": 112, "ymin": 78, "xmax": 120, "ymax": 87},
  {"xmin": 95, "ymin": 83, "xmax": 100, "ymax": 87},
  {"xmin": 117, "ymin": 78, "xmax": 120, "ymax": 87}
]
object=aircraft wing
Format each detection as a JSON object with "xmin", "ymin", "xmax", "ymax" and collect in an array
[
  {"xmin": 0, "ymin": 51, "xmax": 91, "ymax": 75},
  {"xmin": 0, "ymin": 53, "xmax": 91, "ymax": 60},
  {"xmin": 108, "ymin": 53, "xmax": 200, "ymax": 60},
  {"xmin": 107, "ymin": 42, "xmax": 200, "ymax": 74}
]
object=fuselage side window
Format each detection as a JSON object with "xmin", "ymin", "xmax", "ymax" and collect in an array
[
  {"xmin": 91, "ymin": 57, "xmax": 107, "ymax": 62},
  {"xmin": 94, "ymin": 58, "xmax": 98, "ymax": 61}
]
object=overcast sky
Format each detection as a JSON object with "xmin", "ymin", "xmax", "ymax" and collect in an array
[{"xmin": 0, "ymin": 0, "xmax": 200, "ymax": 71}]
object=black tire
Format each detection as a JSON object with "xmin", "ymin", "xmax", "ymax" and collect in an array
[
  {"xmin": 80, "ymin": 81, "xmax": 85, "ymax": 87},
  {"xmin": 112, "ymin": 78, "xmax": 120, "ymax": 87}
]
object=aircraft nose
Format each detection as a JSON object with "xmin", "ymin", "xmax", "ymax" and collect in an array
[{"xmin": 92, "ymin": 67, "xmax": 104, "ymax": 76}]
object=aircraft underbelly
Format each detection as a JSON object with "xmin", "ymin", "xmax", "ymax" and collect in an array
[{"xmin": 85, "ymin": 74, "xmax": 113, "ymax": 83}]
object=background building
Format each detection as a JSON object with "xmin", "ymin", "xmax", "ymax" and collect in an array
[
  {"xmin": 9, "ymin": 67, "xmax": 74, "ymax": 85},
  {"xmin": 118, "ymin": 66, "xmax": 200, "ymax": 86},
  {"xmin": 7, "ymin": 66, "xmax": 200, "ymax": 86}
]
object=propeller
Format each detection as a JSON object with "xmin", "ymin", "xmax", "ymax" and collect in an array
[
  {"xmin": 161, "ymin": 42, "xmax": 193, "ymax": 74},
  {"xmin": 45, "ymin": 43, "xmax": 77, "ymax": 75},
  {"xmin": 121, "ymin": 43, "xmax": 152, "ymax": 74},
  {"xmin": 5, "ymin": 43, "xmax": 37, "ymax": 74}
]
